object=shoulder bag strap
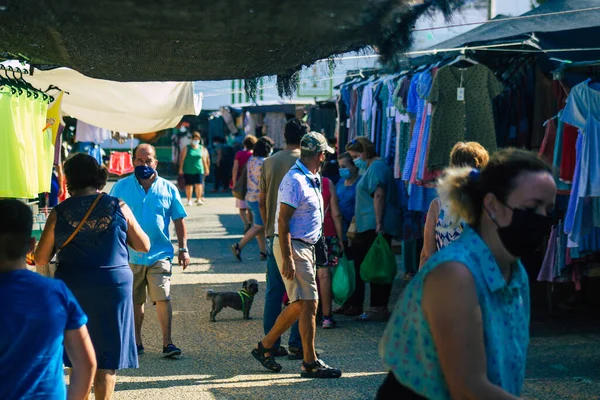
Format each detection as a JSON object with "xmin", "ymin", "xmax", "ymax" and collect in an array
[{"xmin": 59, "ymin": 193, "xmax": 105, "ymax": 250}]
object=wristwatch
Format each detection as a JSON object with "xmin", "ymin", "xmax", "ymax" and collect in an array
[{"xmin": 179, "ymin": 248, "xmax": 188, "ymax": 253}]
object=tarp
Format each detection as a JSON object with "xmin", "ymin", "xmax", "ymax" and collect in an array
[
  {"xmin": 21, "ymin": 66, "xmax": 203, "ymax": 133},
  {"xmin": 412, "ymin": 0, "xmax": 600, "ymax": 65},
  {"xmin": 0, "ymin": 0, "xmax": 463, "ymax": 96}
]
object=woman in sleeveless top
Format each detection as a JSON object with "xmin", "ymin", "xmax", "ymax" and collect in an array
[
  {"xmin": 379, "ymin": 149, "xmax": 556, "ymax": 399},
  {"xmin": 35, "ymin": 154, "xmax": 149, "ymax": 400},
  {"xmin": 179, "ymin": 131, "xmax": 210, "ymax": 206},
  {"xmin": 420, "ymin": 142, "xmax": 489, "ymax": 269},
  {"xmin": 316, "ymin": 176, "xmax": 344, "ymax": 329}
]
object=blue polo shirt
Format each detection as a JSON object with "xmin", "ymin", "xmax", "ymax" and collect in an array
[
  {"xmin": 274, "ymin": 160, "xmax": 323, "ymax": 244},
  {"xmin": 110, "ymin": 175, "xmax": 187, "ymax": 266}
]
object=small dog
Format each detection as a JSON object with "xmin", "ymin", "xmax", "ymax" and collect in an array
[{"xmin": 206, "ymin": 279, "xmax": 259, "ymax": 322}]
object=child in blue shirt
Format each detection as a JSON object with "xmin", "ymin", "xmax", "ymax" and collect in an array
[{"xmin": 0, "ymin": 200, "xmax": 96, "ymax": 399}]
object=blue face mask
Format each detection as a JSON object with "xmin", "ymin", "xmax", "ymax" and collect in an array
[
  {"xmin": 353, "ymin": 157, "xmax": 367, "ymax": 171},
  {"xmin": 135, "ymin": 165, "xmax": 156, "ymax": 180},
  {"xmin": 339, "ymin": 168, "xmax": 352, "ymax": 180}
]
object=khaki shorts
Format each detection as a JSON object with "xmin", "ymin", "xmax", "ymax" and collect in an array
[
  {"xmin": 130, "ymin": 259, "xmax": 172, "ymax": 304},
  {"xmin": 273, "ymin": 236, "xmax": 318, "ymax": 303}
]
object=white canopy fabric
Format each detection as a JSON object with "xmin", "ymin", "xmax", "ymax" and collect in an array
[{"xmin": 21, "ymin": 66, "xmax": 202, "ymax": 133}]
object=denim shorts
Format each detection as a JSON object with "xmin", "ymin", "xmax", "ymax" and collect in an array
[{"xmin": 247, "ymin": 200, "xmax": 263, "ymax": 226}]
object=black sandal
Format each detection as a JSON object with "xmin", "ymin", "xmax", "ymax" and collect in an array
[
  {"xmin": 260, "ymin": 252, "xmax": 267, "ymax": 261},
  {"xmin": 251, "ymin": 342, "xmax": 282, "ymax": 372},
  {"xmin": 301, "ymin": 359, "xmax": 342, "ymax": 379},
  {"xmin": 230, "ymin": 243, "xmax": 242, "ymax": 261}
]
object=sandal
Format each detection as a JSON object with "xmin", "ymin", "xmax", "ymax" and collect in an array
[
  {"xmin": 230, "ymin": 243, "xmax": 242, "ymax": 261},
  {"xmin": 274, "ymin": 346, "xmax": 288, "ymax": 358},
  {"xmin": 301, "ymin": 359, "xmax": 342, "ymax": 379},
  {"xmin": 260, "ymin": 252, "xmax": 268, "ymax": 261},
  {"xmin": 251, "ymin": 342, "xmax": 282, "ymax": 372}
]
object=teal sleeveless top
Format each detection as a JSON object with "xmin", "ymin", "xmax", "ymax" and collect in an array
[{"xmin": 379, "ymin": 226, "xmax": 530, "ymax": 399}]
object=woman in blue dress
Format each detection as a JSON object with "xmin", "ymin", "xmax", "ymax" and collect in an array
[
  {"xmin": 377, "ymin": 149, "xmax": 556, "ymax": 399},
  {"xmin": 36, "ymin": 153, "xmax": 150, "ymax": 400}
]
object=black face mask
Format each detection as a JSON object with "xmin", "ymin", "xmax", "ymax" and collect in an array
[{"xmin": 491, "ymin": 206, "xmax": 553, "ymax": 258}]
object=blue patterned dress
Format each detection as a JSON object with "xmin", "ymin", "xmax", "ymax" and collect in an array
[
  {"xmin": 54, "ymin": 194, "xmax": 137, "ymax": 370},
  {"xmin": 379, "ymin": 226, "xmax": 530, "ymax": 399}
]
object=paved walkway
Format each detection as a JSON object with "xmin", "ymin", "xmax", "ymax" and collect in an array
[{"xmin": 112, "ymin": 192, "xmax": 600, "ymax": 400}]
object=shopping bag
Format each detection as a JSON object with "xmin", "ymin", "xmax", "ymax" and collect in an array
[
  {"xmin": 231, "ymin": 165, "xmax": 248, "ymax": 200},
  {"xmin": 360, "ymin": 234, "xmax": 397, "ymax": 284},
  {"xmin": 332, "ymin": 255, "xmax": 355, "ymax": 306}
]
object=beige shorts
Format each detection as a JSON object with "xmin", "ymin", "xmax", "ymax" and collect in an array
[
  {"xmin": 273, "ymin": 236, "xmax": 318, "ymax": 303},
  {"xmin": 130, "ymin": 259, "xmax": 172, "ymax": 304}
]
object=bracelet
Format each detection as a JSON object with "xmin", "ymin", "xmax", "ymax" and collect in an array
[{"xmin": 179, "ymin": 248, "xmax": 188, "ymax": 253}]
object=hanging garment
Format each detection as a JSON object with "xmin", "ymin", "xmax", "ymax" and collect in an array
[
  {"xmin": 402, "ymin": 72, "xmax": 424, "ymax": 181},
  {"xmin": 427, "ymin": 64, "xmax": 503, "ymax": 170},
  {"xmin": 46, "ymin": 92, "xmax": 64, "ymax": 143},
  {"xmin": 108, "ymin": 152, "xmax": 134, "ymax": 176},
  {"xmin": 537, "ymin": 225, "xmax": 558, "ymax": 282},
  {"xmin": 560, "ymin": 123, "xmax": 578, "ymax": 183},
  {"xmin": 531, "ymin": 67, "xmax": 559, "ymax": 151},
  {"xmin": 551, "ymin": 113, "xmax": 572, "ymax": 192},
  {"xmin": 76, "ymin": 120, "xmax": 111, "ymax": 143},
  {"xmin": 538, "ymin": 118, "xmax": 557, "ymax": 165},
  {"xmin": 264, "ymin": 112, "xmax": 287, "ymax": 150}
]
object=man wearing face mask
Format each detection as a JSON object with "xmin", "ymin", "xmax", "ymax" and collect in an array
[
  {"xmin": 251, "ymin": 132, "xmax": 342, "ymax": 378},
  {"xmin": 110, "ymin": 144, "xmax": 189, "ymax": 359}
]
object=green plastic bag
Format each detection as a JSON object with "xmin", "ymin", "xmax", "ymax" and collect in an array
[
  {"xmin": 360, "ymin": 234, "xmax": 397, "ymax": 284},
  {"xmin": 332, "ymin": 255, "xmax": 356, "ymax": 306}
]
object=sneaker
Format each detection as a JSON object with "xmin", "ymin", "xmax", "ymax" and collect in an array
[
  {"xmin": 187, "ymin": 200, "xmax": 193, "ymax": 207},
  {"xmin": 196, "ymin": 199, "xmax": 205, "ymax": 206},
  {"xmin": 137, "ymin": 344, "xmax": 145, "ymax": 355},
  {"xmin": 322, "ymin": 317, "xmax": 336, "ymax": 329},
  {"xmin": 162, "ymin": 343, "xmax": 182, "ymax": 358},
  {"xmin": 344, "ymin": 306, "xmax": 363, "ymax": 317}
]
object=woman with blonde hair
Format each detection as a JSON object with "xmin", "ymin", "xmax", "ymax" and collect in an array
[
  {"xmin": 419, "ymin": 141, "xmax": 490, "ymax": 268},
  {"xmin": 378, "ymin": 149, "xmax": 556, "ymax": 399}
]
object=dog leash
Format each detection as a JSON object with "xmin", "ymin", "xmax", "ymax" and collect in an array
[{"xmin": 238, "ymin": 289, "xmax": 253, "ymax": 312}]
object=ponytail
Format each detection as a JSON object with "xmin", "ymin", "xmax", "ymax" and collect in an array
[
  {"xmin": 437, "ymin": 148, "xmax": 551, "ymax": 228},
  {"xmin": 437, "ymin": 167, "xmax": 481, "ymax": 226}
]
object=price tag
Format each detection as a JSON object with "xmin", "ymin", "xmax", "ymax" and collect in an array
[
  {"xmin": 390, "ymin": 106, "xmax": 397, "ymax": 117},
  {"xmin": 346, "ymin": 119, "xmax": 350, "ymax": 128},
  {"xmin": 457, "ymin": 87, "xmax": 465, "ymax": 101}
]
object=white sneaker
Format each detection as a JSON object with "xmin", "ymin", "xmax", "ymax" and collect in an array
[
  {"xmin": 196, "ymin": 199, "xmax": 205, "ymax": 206},
  {"xmin": 187, "ymin": 200, "xmax": 193, "ymax": 207}
]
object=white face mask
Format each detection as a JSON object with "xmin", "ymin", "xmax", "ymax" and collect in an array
[{"xmin": 191, "ymin": 140, "xmax": 200, "ymax": 146}]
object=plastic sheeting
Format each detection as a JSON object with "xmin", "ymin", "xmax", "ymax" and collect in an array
[{"xmin": 22, "ymin": 66, "xmax": 202, "ymax": 133}]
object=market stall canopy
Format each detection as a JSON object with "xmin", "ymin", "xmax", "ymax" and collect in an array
[
  {"xmin": 0, "ymin": 0, "xmax": 464, "ymax": 95},
  {"xmin": 2, "ymin": 62, "xmax": 202, "ymax": 133},
  {"xmin": 411, "ymin": 0, "xmax": 600, "ymax": 65}
]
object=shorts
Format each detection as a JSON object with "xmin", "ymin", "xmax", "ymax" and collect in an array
[
  {"xmin": 273, "ymin": 236, "xmax": 318, "ymax": 303},
  {"xmin": 183, "ymin": 173, "xmax": 204, "ymax": 185},
  {"xmin": 246, "ymin": 200, "xmax": 263, "ymax": 226},
  {"xmin": 317, "ymin": 236, "xmax": 342, "ymax": 269},
  {"xmin": 236, "ymin": 199, "xmax": 248, "ymax": 209},
  {"xmin": 130, "ymin": 259, "xmax": 172, "ymax": 304}
]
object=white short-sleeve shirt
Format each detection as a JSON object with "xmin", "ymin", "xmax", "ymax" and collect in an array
[{"xmin": 274, "ymin": 160, "xmax": 323, "ymax": 244}]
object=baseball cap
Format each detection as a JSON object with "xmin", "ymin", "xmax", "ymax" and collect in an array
[{"xmin": 300, "ymin": 132, "xmax": 335, "ymax": 154}]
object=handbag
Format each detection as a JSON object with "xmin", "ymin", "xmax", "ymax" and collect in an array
[
  {"xmin": 231, "ymin": 164, "xmax": 248, "ymax": 200},
  {"xmin": 177, "ymin": 174, "xmax": 186, "ymax": 191},
  {"xmin": 315, "ymin": 236, "xmax": 328, "ymax": 266},
  {"xmin": 347, "ymin": 216, "xmax": 357, "ymax": 241},
  {"xmin": 58, "ymin": 193, "xmax": 105, "ymax": 255}
]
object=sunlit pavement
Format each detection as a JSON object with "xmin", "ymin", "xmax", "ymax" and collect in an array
[{"xmin": 108, "ymin": 184, "xmax": 600, "ymax": 400}]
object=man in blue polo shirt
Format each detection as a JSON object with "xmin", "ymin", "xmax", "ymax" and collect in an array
[
  {"xmin": 251, "ymin": 132, "xmax": 342, "ymax": 379},
  {"xmin": 111, "ymin": 144, "xmax": 189, "ymax": 358}
]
